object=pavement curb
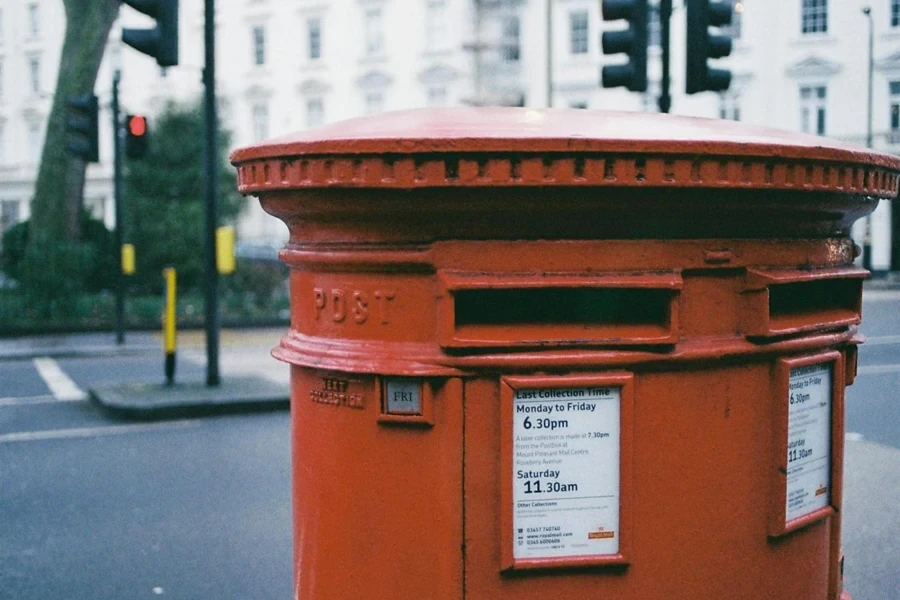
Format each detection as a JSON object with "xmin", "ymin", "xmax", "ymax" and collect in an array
[
  {"xmin": 0, "ymin": 345, "xmax": 158, "ymax": 362},
  {"xmin": 89, "ymin": 375, "xmax": 289, "ymax": 420}
]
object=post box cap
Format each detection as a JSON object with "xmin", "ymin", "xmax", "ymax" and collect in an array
[{"xmin": 232, "ymin": 108, "xmax": 900, "ymax": 198}]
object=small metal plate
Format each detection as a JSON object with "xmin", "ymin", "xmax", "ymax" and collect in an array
[{"xmin": 384, "ymin": 379, "xmax": 422, "ymax": 415}]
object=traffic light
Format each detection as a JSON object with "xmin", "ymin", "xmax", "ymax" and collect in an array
[
  {"xmin": 600, "ymin": 0, "xmax": 648, "ymax": 92},
  {"xmin": 65, "ymin": 94, "xmax": 99, "ymax": 163},
  {"xmin": 126, "ymin": 114, "xmax": 149, "ymax": 159},
  {"xmin": 122, "ymin": 0, "xmax": 179, "ymax": 67},
  {"xmin": 686, "ymin": 0, "xmax": 733, "ymax": 94}
]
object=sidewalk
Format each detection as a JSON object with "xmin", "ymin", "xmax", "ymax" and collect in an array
[
  {"xmin": 0, "ymin": 327, "xmax": 291, "ymax": 419},
  {"xmin": 88, "ymin": 327, "xmax": 290, "ymax": 419},
  {"xmin": 0, "ymin": 331, "xmax": 158, "ymax": 361}
]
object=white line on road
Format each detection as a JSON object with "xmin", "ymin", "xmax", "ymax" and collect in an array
[
  {"xmin": 0, "ymin": 394, "xmax": 59, "ymax": 407},
  {"xmin": 0, "ymin": 420, "xmax": 200, "ymax": 444},
  {"xmin": 32, "ymin": 357, "xmax": 87, "ymax": 401},
  {"xmin": 845, "ymin": 432, "xmax": 865, "ymax": 442},
  {"xmin": 858, "ymin": 363, "xmax": 900, "ymax": 376}
]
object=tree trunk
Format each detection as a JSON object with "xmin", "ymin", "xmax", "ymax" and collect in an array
[{"xmin": 29, "ymin": 0, "xmax": 119, "ymax": 245}]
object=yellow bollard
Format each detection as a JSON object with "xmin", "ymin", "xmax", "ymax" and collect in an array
[
  {"xmin": 216, "ymin": 226, "xmax": 236, "ymax": 275},
  {"xmin": 121, "ymin": 244, "xmax": 136, "ymax": 275},
  {"xmin": 162, "ymin": 268, "xmax": 177, "ymax": 385}
]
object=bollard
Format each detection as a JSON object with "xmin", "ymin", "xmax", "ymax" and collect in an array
[
  {"xmin": 121, "ymin": 244, "xmax": 136, "ymax": 276},
  {"xmin": 162, "ymin": 267, "xmax": 176, "ymax": 385},
  {"xmin": 232, "ymin": 108, "xmax": 900, "ymax": 600}
]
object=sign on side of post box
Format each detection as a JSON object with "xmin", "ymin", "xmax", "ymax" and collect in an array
[
  {"xmin": 500, "ymin": 373, "xmax": 633, "ymax": 570},
  {"xmin": 769, "ymin": 351, "xmax": 844, "ymax": 538},
  {"xmin": 785, "ymin": 363, "xmax": 832, "ymax": 523},
  {"xmin": 512, "ymin": 386, "xmax": 620, "ymax": 559}
]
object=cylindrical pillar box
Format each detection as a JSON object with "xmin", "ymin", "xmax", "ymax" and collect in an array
[{"xmin": 231, "ymin": 109, "xmax": 900, "ymax": 600}]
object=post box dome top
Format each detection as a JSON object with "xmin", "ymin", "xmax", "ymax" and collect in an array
[{"xmin": 231, "ymin": 108, "xmax": 900, "ymax": 198}]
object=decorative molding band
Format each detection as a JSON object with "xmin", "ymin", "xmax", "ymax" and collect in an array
[{"xmin": 236, "ymin": 153, "xmax": 900, "ymax": 198}]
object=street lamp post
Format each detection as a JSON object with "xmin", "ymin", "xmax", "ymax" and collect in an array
[{"xmin": 863, "ymin": 6, "xmax": 874, "ymax": 272}]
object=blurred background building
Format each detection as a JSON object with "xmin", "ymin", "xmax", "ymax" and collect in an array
[{"xmin": 0, "ymin": 0, "xmax": 897, "ymax": 269}]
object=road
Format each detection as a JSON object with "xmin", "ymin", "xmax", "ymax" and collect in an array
[
  {"xmin": 0, "ymin": 342, "xmax": 293, "ymax": 600},
  {"xmin": 0, "ymin": 293, "xmax": 898, "ymax": 599}
]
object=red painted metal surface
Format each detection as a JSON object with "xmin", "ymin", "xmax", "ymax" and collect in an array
[{"xmin": 232, "ymin": 108, "xmax": 900, "ymax": 600}]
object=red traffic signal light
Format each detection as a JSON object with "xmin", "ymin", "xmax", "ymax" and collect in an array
[
  {"xmin": 126, "ymin": 114, "xmax": 149, "ymax": 159},
  {"xmin": 128, "ymin": 114, "xmax": 147, "ymax": 137}
]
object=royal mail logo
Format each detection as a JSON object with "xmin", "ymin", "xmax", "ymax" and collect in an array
[
  {"xmin": 588, "ymin": 530, "xmax": 615, "ymax": 540},
  {"xmin": 310, "ymin": 377, "xmax": 366, "ymax": 410},
  {"xmin": 815, "ymin": 485, "xmax": 828, "ymax": 497}
]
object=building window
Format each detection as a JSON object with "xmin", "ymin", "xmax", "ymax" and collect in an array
[
  {"xmin": 427, "ymin": 85, "xmax": 447, "ymax": 107},
  {"xmin": 307, "ymin": 18, "xmax": 322, "ymax": 61},
  {"xmin": 1, "ymin": 200, "xmax": 20, "ymax": 235},
  {"xmin": 28, "ymin": 3, "xmax": 39, "ymax": 37},
  {"xmin": 28, "ymin": 121, "xmax": 41, "ymax": 162},
  {"xmin": 365, "ymin": 8, "xmax": 384, "ymax": 56},
  {"xmin": 892, "ymin": 0, "xmax": 900, "ymax": 27},
  {"xmin": 252, "ymin": 25, "xmax": 266, "ymax": 66},
  {"xmin": 365, "ymin": 91, "xmax": 384, "ymax": 115},
  {"xmin": 251, "ymin": 103, "xmax": 269, "ymax": 142},
  {"xmin": 569, "ymin": 11, "xmax": 589, "ymax": 55},
  {"xmin": 718, "ymin": 93, "xmax": 741, "ymax": 121},
  {"xmin": 28, "ymin": 56, "xmax": 40, "ymax": 94},
  {"xmin": 799, "ymin": 85, "xmax": 827, "ymax": 135},
  {"xmin": 890, "ymin": 81, "xmax": 900, "ymax": 143},
  {"xmin": 307, "ymin": 97, "xmax": 324, "ymax": 128},
  {"xmin": 502, "ymin": 16, "xmax": 520, "ymax": 63},
  {"xmin": 801, "ymin": 0, "xmax": 827, "ymax": 34},
  {"xmin": 425, "ymin": 0, "xmax": 449, "ymax": 52}
]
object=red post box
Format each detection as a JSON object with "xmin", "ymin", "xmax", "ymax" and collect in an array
[{"xmin": 231, "ymin": 109, "xmax": 900, "ymax": 600}]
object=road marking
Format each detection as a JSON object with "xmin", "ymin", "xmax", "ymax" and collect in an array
[
  {"xmin": 845, "ymin": 432, "xmax": 865, "ymax": 442},
  {"xmin": 0, "ymin": 394, "xmax": 59, "ymax": 407},
  {"xmin": 32, "ymin": 357, "xmax": 87, "ymax": 401},
  {"xmin": 0, "ymin": 420, "xmax": 200, "ymax": 444},
  {"xmin": 858, "ymin": 363, "xmax": 900, "ymax": 376},
  {"xmin": 863, "ymin": 335, "xmax": 900, "ymax": 346}
]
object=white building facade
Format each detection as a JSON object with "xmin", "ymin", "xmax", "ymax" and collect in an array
[{"xmin": 0, "ymin": 0, "xmax": 897, "ymax": 268}]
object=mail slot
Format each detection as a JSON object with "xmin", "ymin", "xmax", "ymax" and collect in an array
[{"xmin": 231, "ymin": 108, "xmax": 900, "ymax": 600}]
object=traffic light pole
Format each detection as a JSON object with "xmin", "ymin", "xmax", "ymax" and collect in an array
[
  {"xmin": 658, "ymin": 0, "xmax": 672, "ymax": 113},
  {"xmin": 203, "ymin": 0, "xmax": 221, "ymax": 386},
  {"xmin": 112, "ymin": 69, "xmax": 126, "ymax": 345}
]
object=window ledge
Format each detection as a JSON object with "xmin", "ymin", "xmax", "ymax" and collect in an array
[
  {"xmin": 422, "ymin": 49, "xmax": 455, "ymax": 59},
  {"xmin": 359, "ymin": 54, "xmax": 389, "ymax": 66},
  {"xmin": 300, "ymin": 60, "xmax": 328, "ymax": 71},
  {"xmin": 790, "ymin": 34, "xmax": 836, "ymax": 46}
]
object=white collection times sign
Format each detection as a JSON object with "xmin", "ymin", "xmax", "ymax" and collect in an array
[
  {"xmin": 785, "ymin": 363, "xmax": 832, "ymax": 524},
  {"xmin": 512, "ymin": 386, "xmax": 620, "ymax": 560}
]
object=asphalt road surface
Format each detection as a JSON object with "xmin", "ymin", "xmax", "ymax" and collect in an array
[
  {"xmin": 0, "ymin": 291, "xmax": 898, "ymax": 599},
  {"xmin": 0, "ymin": 353, "xmax": 293, "ymax": 600}
]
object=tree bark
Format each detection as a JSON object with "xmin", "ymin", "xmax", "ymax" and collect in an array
[{"xmin": 29, "ymin": 0, "xmax": 120, "ymax": 244}]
